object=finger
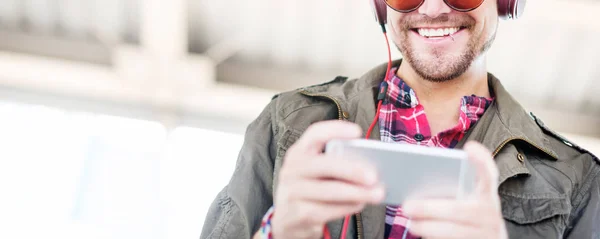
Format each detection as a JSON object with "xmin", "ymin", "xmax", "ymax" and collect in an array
[
  {"xmin": 291, "ymin": 155, "xmax": 380, "ymax": 186},
  {"xmin": 291, "ymin": 179, "xmax": 385, "ymax": 204},
  {"xmin": 292, "ymin": 121, "xmax": 362, "ymax": 155},
  {"xmin": 288, "ymin": 201, "xmax": 366, "ymax": 226},
  {"xmin": 464, "ymin": 141, "xmax": 499, "ymax": 197},
  {"xmin": 314, "ymin": 202, "xmax": 365, "ymax": 224},
  {"xmin": 272, "ymin": 201, "xmax": 365, "ymax": 238},
  {"xmin": 403, "ymin": 199, "xmax": 484, "ymax": 225},
  {"xmin": 408, "ymin": 219, "xmax": 485, "ymax": 239}
]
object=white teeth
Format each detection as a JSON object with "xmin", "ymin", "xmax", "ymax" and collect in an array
[{"xmin": 417, "ymin": 27, "xmax": 460, "ymax": 38}]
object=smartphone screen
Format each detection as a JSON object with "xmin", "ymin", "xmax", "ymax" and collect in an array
[{"xmin": 326, "ymin": 139, "xmax": 476, "ymax": 205}]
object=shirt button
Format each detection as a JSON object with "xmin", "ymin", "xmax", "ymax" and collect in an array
[
  {"xmin": 414, "ymin": 133, "xmax": 425, "ymax": 142},
  {"xmin": 404, "ymin": 94, "xmax": 412, "ymax": 104}
]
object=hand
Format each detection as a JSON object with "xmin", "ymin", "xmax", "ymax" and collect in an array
[
  {"xmin": 271, "ymin": 121, "xmax": 385, "ymax": 239},
  {"xmin": 402, "ymin": 141, "xmax": 508, "ymax": 239}
]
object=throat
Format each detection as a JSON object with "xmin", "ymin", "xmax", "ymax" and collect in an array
[{"xmin": 423, "ymin": 103, "xmax": 462, "ymax": 136}]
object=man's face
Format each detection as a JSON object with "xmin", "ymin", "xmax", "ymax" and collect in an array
[{"xmin": 388, "ymin": 0, "xmax": 499, "ymax": 82}]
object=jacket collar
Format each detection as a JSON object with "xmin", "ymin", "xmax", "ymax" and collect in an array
[
  {"xmin": 485, "ymin": 76, "xmax": 558, "ymax": 159},
  {"xmin": 460, "ymin": 74, "xmax": 560, "ymax": 183},
  {"xmin": 314, "ymin": 59, "xmax": 558, "ymax": 158}
]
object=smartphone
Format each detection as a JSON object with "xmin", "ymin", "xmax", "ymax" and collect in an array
[{"xmin": 325, "ymin": 139, "xmax": 476, "ymax": 205}]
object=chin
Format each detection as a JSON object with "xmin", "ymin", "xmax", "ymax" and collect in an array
[
  {"xmin": 418, "ymin": 70, "xmax": 466, "ymax": 83},
  {"xmin": 407, "ymin": 53, "xmax": 472, "ymax": 83}
]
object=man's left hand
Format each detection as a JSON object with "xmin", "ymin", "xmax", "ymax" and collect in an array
[{"xmin": 403, "ymin": 141, "xmax": 508, "ymax": 239}]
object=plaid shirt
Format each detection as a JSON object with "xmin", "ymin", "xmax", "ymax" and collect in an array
[{"xmin": 381, "ymin": 68, "xmax": 493, "ymax": 239}]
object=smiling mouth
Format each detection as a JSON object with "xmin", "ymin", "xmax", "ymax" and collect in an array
[{"xmin": 410, "ymin": 27, "xmax": 467, "ymax": 38}]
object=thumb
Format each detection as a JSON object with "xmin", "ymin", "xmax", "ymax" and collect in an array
[{"xmin": 464, "ymin": 141, "xmax": 499, "ymax": 198}]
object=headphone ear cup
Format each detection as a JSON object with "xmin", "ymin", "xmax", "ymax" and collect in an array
[
  {"xmin": 371, "ymin": 0, "xmax": 388, "ymax": 25},
  {"xmin": 497, "ymin": 0, "xmax": 510, "ymax": 19},
  {"xmin": 513, "ymin": 0, "xmax": 527, "ymax": 19},
  {"xmin": 498, "ymin": 0, "xmax": 526, "ymax": 20}
]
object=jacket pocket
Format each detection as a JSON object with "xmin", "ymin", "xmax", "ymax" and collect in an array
[
  {"xmin": 500, "ymin": 192, "xmax": 571, "ymax": 224},
  {"xmin": 276, "ymin": 126, "xmax": 302, "ymax": 158}
]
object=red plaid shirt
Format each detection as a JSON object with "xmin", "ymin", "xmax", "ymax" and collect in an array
[{"xmin": 381, "ymin": 68, "xmax": 493, "ymax": 239}]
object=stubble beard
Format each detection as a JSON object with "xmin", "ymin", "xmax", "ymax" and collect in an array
[{"xmin": 395, "ymin": 17, "xmax": 496, "ymax": 83}]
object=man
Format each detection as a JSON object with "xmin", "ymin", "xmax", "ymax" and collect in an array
[{"xmin": 200, "ymin": 0, "xmax": 600, "ymax": 238}]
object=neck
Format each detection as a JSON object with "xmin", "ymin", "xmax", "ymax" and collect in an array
[
  {"xmin": 396, "ymin": 57, "xmax": 490, "ymax": 135},
  {"xmin": 397, "ymin": 57, "xmax": 490, "ymax": 101}
]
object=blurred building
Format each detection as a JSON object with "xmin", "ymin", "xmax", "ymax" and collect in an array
[{"xmin": 0, "ymin": 1, "xmax": 598, "ymax": 239}]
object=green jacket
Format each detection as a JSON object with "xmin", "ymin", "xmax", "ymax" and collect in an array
[{"xmin": 200, "ymin": 60, "xmax": 600, "ymax": 239}]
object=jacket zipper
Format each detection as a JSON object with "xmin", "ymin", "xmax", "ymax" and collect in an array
[
  {"xmin": 355, "ymin": 214, "xmax": 363, "ymax": 239},
  {"xmin": 492, "ymin": 137, "xmax": 558, "ymax": 159},
  {"xmin": 299, "ymin": 90, "xmax": 362, "ymax": 239}
]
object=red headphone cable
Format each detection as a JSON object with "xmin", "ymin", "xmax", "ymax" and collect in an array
[{"xmin": 323, "ymin": 23, "xmax": 391, "ymax": 239}]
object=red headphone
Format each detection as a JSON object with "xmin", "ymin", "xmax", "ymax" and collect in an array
[{"xmin": 371, "ymin": 0, "xmax": 527, "ymax": 26}]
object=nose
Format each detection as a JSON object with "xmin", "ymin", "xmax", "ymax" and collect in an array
[{"xmin": 417, "ymin": 0, "xmax": 452, "ymax": 18}]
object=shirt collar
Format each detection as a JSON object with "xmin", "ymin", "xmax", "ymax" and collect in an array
[
  {"xmin": 384, "ymin": 67, "xmax": 493, "ymax": 114},
  {"xmin": 384, "ymin": 68, "xmax": 418, "ymax": 108}
]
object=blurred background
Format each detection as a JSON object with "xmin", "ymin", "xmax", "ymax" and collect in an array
[{"xmin": 0, "ymin": 0, "xmax": 598, "ymax": 238}]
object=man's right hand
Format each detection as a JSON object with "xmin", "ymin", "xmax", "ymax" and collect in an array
[{"xmin": 271, "ymin": 121, "xmax": 385, "ymax": 239}]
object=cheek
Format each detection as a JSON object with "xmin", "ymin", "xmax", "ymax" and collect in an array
[
  {"xmin": 389, "ymin": 13, "xmax": 404, "ymax": 34},
  {"xmin": 471, "ymin": 13, "xmax": 497, "ymax": 42},
  {"xmin": 482, "ymin": 2, "xmax": 499, "ymax": 37},
  {"xmin": 389, "ymin": 17, "xmax": 408, "ymax": 45},
  {"xmin": 469, "ymin": 2, "xmax": 498, "ymax": 38},
  {"xmin": 481, "ymin": 16, "xmax": 498, "ymax": 40}
]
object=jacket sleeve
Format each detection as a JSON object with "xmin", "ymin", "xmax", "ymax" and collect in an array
[
  {"xmin": 565, "ymin": 154, "xmax": 600, "ymax": 239},
  {"xmin": 200, "ymin": 100, "xmax": 278, "ymax": 239}
]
